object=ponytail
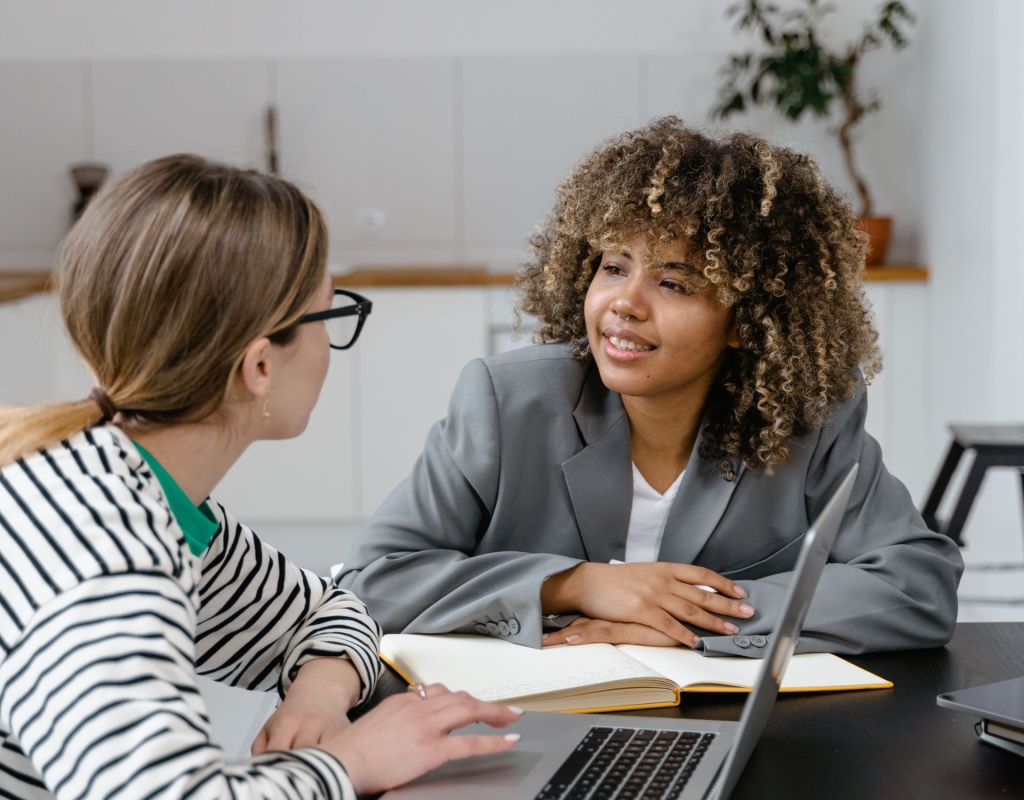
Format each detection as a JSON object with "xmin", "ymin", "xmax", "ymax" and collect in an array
[{"xmin": 0, "ymin": 399, "xmax": 105, "ymax": 465}]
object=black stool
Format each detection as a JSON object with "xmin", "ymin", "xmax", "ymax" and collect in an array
[{"xmin": 922, "ymin": 423, "xmax": 1024, "ymax": 546}]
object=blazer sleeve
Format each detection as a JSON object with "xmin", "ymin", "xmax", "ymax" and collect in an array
[
  {"xmin": 698, "ymin": 389, "xmax": 965, "ymax": 657},
  {"xmin": 337, "ymin": 359, "xmax": 582, "ymax": 646},
  {"xmin": 196, "ymin": 503, "xmax": 382, "ymax": 704}
]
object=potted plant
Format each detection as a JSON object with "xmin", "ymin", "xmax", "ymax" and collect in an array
[{"xmin": 713, "ymin": 0, "xmax": 915, "ymax": 264}]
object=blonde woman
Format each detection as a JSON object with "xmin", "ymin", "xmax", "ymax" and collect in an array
[{"xmin": 0, "ymin": 155, "xmax": 520, "ymax": 799}]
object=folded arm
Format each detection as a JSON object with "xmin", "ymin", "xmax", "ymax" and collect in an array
[
  {"xmin": 198, "ymin": 503, "xmax": 382, "ymax": 703},
  {"xmin": 698, "ymin": 392, "xmax": 964, "ymax": 656},
  {"xmin": 338, "ymin": 359, "xmax": 581, "ymax": 647},
  {"xmin": 1, "ymin": 572, "xmax": 358, "ymax": 799}
]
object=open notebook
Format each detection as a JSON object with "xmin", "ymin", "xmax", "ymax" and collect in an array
[{"xmin": 380, "ymin": 633, "xmax": 891, "ymax": 713}]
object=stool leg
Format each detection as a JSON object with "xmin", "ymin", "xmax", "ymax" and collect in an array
[
  {"xmin": 944, "ymin": 456, "xmax": 993, "ymax": 546},
  {"xmin": 922, "ymin": 441, "xmax": 965, "ymax": 532},
  {"xmin": 1019, "ymin": 469, "xmax": 1024, "ymax": 556}
]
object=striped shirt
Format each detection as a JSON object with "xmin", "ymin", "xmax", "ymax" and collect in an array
[{"xmin": 0, "ymin": 424, "xmax": 381, "ymax": 799}]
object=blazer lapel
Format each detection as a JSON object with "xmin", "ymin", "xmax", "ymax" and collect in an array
[
  {"xmin": 658, "ymin": 447, "xmax": 745, "ymax": 566},
  {"xmin": 561, "ymin": 366, "xmax": 632, "ymax": 563}
]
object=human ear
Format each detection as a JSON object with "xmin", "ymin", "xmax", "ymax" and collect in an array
[
  {"xmin": 726, "ymin": 313, "xmax": 742, "ymax": 350},
  {"xmin": 237, "ymin": 337, "xmax": 274, "ymax": 400}
]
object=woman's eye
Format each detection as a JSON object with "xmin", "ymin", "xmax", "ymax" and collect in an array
[
  {"xmin": 661, "ymin": 279, "xmax": 695, "ymax": 295},
  {"xmin": 602, "ymin": 263, "xmax": 625, "ymax": 275}
]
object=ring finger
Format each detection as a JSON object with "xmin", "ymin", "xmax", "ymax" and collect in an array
[{"xmin": 408, "ymin": 682, "xmax": 448, "ymax": 701}]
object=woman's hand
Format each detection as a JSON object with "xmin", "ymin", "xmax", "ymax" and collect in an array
[
  {"xmin": 321, "ymin": 683, "xmax": 522, "ymax": 796},
  {"xmin": 541, "ymin": 562, "xmax": 754, "ymax": 647},
  {"xmin": 252, "ymin": 656, "xmax": 362, "ymax": 754},
  {"xmin": 542, "ymin": 616, "xmax": 681, "ymax": 647}
]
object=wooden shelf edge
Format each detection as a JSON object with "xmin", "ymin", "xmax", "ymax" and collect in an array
[
  {"xmin": 0, "ymin": 275, "xmax": 53, "ymax": 304},
  {"xmin": 862, "ymin": 265, "xmax": 929, "ymax": 282},
  {"xmin": 1, "ymin": 264, "xmax": 929, "ymax": 303},
  {"xmin": 332, "ymin": 266, "xmax": 511, "ymax": 288}
]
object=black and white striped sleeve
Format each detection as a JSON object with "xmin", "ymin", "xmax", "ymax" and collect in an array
[
  {"xmin": 0, "ymin": 572, "xmax": 357, "ymax": 799},
  {"xmin": 195, "ymin": 503, "xmax": 382, "ymax": 703}
]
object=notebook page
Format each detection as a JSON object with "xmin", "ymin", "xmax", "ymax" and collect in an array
[
  {"xmin": 617, "ymin": 645, "xmax": 890, "ymax": 690},
  {"xmin": 380, "ymin": 634, "xmax": 660, "ymax": 701}
]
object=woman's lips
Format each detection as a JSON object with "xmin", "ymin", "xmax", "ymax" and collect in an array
[{"xmin": 601, "ymin": 329, "xmax": 656, "ymax": 361}]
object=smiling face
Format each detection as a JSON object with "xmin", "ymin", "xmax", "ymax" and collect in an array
[{"xmin": 583, "ymin": 238, "xmax": 738, "ymax": 409}]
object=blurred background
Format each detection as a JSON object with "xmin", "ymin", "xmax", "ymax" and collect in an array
[{"xmin": 1, "ymin": 0, "xmax": 1021, "ymax": 628}]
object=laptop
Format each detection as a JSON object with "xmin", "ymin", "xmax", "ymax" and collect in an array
[
  {"xmin": 383, "ymin": 463, "xmax": 860, "ymax": 800},
  {"xmin": 937, "ymin": 675, "xmax": 1024, "ymax": 757}
]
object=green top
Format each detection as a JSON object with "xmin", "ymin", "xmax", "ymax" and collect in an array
[{"xmin": 133, "ymin": 441, "xmax": 219, "ymax": 556}]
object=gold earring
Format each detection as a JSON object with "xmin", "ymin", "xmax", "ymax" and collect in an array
[{"xmin": 261, "ymin": 399, "xmax": 270, "ymax": 424}]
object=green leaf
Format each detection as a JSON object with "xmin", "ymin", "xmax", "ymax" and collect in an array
[
  {"xmin": 712, "ymin": 0, "xmax": 915, "ymax": 129},
  {"xmin": 715, "ymin": 92, "xmax": 746, "ymax": 118},
  {"xmin": 829, "ymin": 61, "xmax": 851, "ymax": 90}
]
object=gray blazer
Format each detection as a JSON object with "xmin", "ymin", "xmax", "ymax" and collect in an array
[{"xmin": 338, "ymin": 344, "xmax": 963, "ymax": 656}]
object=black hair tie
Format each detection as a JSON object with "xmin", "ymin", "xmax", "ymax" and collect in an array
[{"xmin": 88, "ymin": 387, "xmax": 117, "ymax": 422}]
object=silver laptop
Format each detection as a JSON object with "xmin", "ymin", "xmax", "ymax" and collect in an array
[
  {"xmin": 937, "ymin": 675, "xmax": 1024, "ymax": 757},
  {"xmin": 383, "ymin": 463, "xmax": 859, "ymax": 800}
]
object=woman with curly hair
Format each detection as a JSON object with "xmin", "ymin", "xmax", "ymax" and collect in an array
[{"xmin": 339, "ymin": 117, "xmax": 962, "ymax": 657}]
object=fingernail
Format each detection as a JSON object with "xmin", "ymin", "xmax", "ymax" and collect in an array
[
  {"xmin": 507, "ymin": 705, "xmax": 524, "ymax": 715},
  {"xmin": 565, "ymin": 634, "xmax": 580, "ymax": 643},
  {"xmin": 542, "ymin": 633, "xmax": 551, "ymax": 643},
  {"xmin": 740, "ymin": 604, "xmax": 755, "ymax": 617},
  {"xmin": 505, "ymin": 733, "xmax": 521, "ymax": 742},
  {"xmin": 725, "ymin": 622, "xmax": 739, "ymax": 634},
  {"xmin": 734, "ymin": 586, "xmax": 747, "ymax": 598}
]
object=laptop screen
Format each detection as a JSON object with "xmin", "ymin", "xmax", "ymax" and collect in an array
[{"xmin": 710, "ymin": 463, "xmax": 859, "ymax": 800}]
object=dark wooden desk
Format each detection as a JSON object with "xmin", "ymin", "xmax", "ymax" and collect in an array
[{"xmin": 367, "ymin": 623, "xmax": 1024, "ymax": 799}]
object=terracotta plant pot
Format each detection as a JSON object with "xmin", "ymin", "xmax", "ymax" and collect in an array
[{"xmin": 858, "ymin": 216, "xmax": 892, "ymax": 266}]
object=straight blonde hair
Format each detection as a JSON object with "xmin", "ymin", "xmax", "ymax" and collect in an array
[{"xmin": 0, "ymin": 154, "xmax": 328, "ymax": 465}]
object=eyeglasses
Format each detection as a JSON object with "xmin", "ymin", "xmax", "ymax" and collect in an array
[{"xmin": 294, "ymin": 288, "xmax": 373, "ymax": 350}]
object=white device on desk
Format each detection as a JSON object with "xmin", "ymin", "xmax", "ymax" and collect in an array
[{"xmin": 382, "ymin": 464, "xmax": 860, "ymax": 800}]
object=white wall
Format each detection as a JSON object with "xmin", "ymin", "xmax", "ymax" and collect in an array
[
  {"xmin": 0, "ymin": 0, "xmax": 926, "ymax": 267},
  {"xmin": 991, "ymin": 0, "xmax": 1024, "ymax": 423},
  {"xmin": 0, "ymin": 0, "xmax": 899, "ymax": 59},
  {"xmin": 916, "ymin": 0, "xmax": 1024, "ymax": 618},
  {"xmin": 2, "ymin": 0, "xmax": 1020, "ymax": 598}
]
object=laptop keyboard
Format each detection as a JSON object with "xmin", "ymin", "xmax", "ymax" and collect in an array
[{"xmin": 534, "ymin": 726, "xmax": 717, "ymax": 800}]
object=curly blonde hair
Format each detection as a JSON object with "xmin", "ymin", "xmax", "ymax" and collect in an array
[{"xmin": 517, "ymin": 117, "xmax": 881, "ymax": 479}]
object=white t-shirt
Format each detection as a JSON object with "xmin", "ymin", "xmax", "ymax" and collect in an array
[{"xmin": 624, "ymin": 462, "xmax": 685, "ymax": 562}]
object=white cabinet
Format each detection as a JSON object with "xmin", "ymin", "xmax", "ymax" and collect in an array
[
  {"xmin": 0, "ymin": 287, "xmax": 487, "ymax": 523},
  {"xmin": 0, "ymin": 294, "xmax": 91, "ymax": 406},
  {"xmin": 0, "ymin": 283, "xmax": 928, "ymax": 522},
  {"xmin": 461, "ymin": 56, "xmax": 643, "ymax": 260},
  {"xmin": 215, "ymin": 286, "xmax": 489, "ymax": 521},
  {"xmin": 213, "ymin": 345, "xmax": 359, "ymax": 521},
  {"xmin": 862, "ymin": 282, "xmax": 930, "ymax": 500},
  {"xmin": 352, "ymin": 287, "xmax": 488, "ymax": 514},
  {"xmin": 276, "ymin": 57, "xmax": 459, "ymax": 267},
  {"xmin": 0, "ymin": 63, "xmax": 89, "ymax": 269},
  {"xmin": 91, "ymin": 59, "xmax": 270, "ymax": 176}
]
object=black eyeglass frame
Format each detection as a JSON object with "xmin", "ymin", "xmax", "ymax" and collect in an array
[{"xmin": 294, "ymin": 288, "xmax": 373, "ymax": 350}]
